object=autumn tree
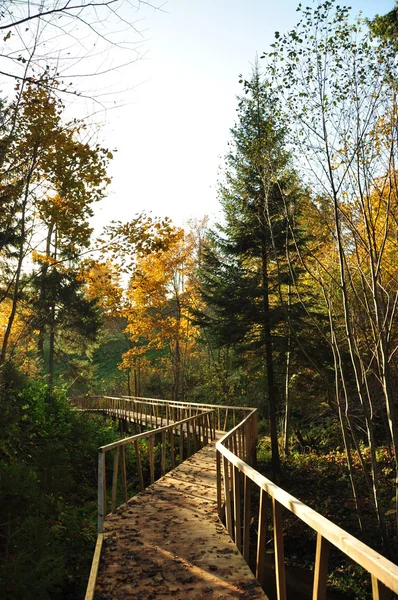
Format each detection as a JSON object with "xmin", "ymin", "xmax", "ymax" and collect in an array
[
  {"xmin": 121, "ymin": 227, "xmax": 199, "ymax": 401},
  {"xmin": 266, "ymin": 0, "xmax": 398, "ymax": 548},
  {"xmin": 0, "ymin": 83, "xmax": 111, "ymax": 385}
]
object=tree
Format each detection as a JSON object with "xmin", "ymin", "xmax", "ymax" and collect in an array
[
  {"xmin": 198, "ymin": 68, "xmax": 306, "ymax": 478},
  {"xmin": 266, "ymin": 0, "xmax": 398, "ymax": 548},
  {"xmin": 0, "ymin": 83, "xmax": 111, "ymax": 385},
  {"xmin": 0, "ymin": 0, "xmax": 161, "ymax": 101},
  {"xmin": 369, "ymin": 2, "xmax": 398, "ymax": 50},
  {"xmin": 121, "ymin": 227, "xmax": 199, "ymax": 401}
]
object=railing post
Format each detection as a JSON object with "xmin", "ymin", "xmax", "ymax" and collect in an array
[
  {"xmin": 179, "ymin": 422, "xmax": 184, "ymax": 462},
  {"xmin": 371, "ymin": 576, "xmax": 390, "ymax": 600},
  {"xmin": 161, "ymin": 431, "xmax": 166, "ymax": 476},
  {"xmin": 273, "ymin": 498, "xmax": 287, "ymax": 600},
  {"xmin": 216, "ymin": 448, "xmax": 222, "ymax": 517},
  {"xmin": 233, "ymin": 465, "xmax": 242, "ymax": 552},
  {"xmin": 187, "ymin": 421, "xmax": 191, "ymax": 457},
  {"xmin": 98, "ymin": 450, "xmax": 106, "ymax": 533},
  {"xmin": 149, "ymin": 435, "xmax": 155, "ymax": 484},
  {"xmin": 243, "ymin": 475, "xmax": 251, "ymax": 562},
  {"xmin": 111, "ymin": 447, "xmax": 120, "ymax": 512},
  {"xmin": 313, "ymin": 533, "xmax": 330, "ymax": 600},
  {"xmin": 170, "ymin": 429, "xmax": 175, "ymax": 468},
  {"xmin": 134, "ymin": 440, "xmax": 144, "ymax": 491},
  {"xmin": 223, "ymin": 455, "xmax": 233, "ymax": 537},
  {"xmin": 256, "ymin": 488, "xmax": 267, "ymax": 586},
  {"xmin": 120, "ymin": 445, "xmax": 127, "ymax": 503}
]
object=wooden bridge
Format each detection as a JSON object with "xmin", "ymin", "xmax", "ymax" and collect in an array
[{"xmin": 72, "ymin": 396, "xmax": 398, "ymax": 600}]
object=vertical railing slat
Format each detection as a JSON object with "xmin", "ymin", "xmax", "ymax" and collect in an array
[
  {"xmin": 233, "ymin": 465, "xmax": 242, "ymax": 552},
  {"xmin": 312, "ymin": 533, "xmax": 330, "ymax": 600},
  {"xmin": 149, "ymin": 435, "xmax": 155, "ymax": 484},
  {"xmin": 134, "ymin": 439, "xmax": 144, "ymax": 492},
  {"xmin": 120, "ymin": 445, "xmax": 127, "ymax": 503},
  {"xmin": 111, "ymin": 447, "xmax": 120, "ymax": 512},
  {"xmin": 243, "ymin": 475, "xmax": 251, "ymax": 562},
  {"xmin": 216, "ymin": 449, "xmax": 222, "ymax": 518},
  {"xmin": 98, "ymin": 450, "xmax": 106, "ymax": 533},
  {"xmin": 273, "ymin": 498, "xmax": 287, "ymax": 600},
  {"xmin": 161, "ymin": 431, "xmax": 166, "ymax": 476},
  {"xmin": 223, "ymin": 455, "xmax": 233, "ymax": 537},
  {"xmin": 256, "ymin": 488, "xmax": 267, "ymax": 586},
  {"xmin": 371, "ymin": 576, "xmax": 390, "ymax": 600}
]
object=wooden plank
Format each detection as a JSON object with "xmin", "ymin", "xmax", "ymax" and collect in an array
[
  {"xmin": 313, "ymin": 533, "xmax": 330, "ymax": 600},
  {"xmin": 111, "ymin": 447, "xmax": 120, "ymax": 512},
  {"xmin": 243, "ymin": 475, "xmax": 251, "ymax": 562},
  {"xmin": 134, "ymin": 439, "xmax": 144, "ymax": 492},
  {"xmin": 233, "ymin": 465, "xmax": 242, "ymax": 552},
  {"xmin": 84, "ymin": 533, "xmax": 104, "ymax": 600},
  {"xmin": 273, "ymin": 498, "xmax": 287, "ymax": 600},
  {"xmin": 95, "ymin": 442, "xmax": 266, "ymax": 600},
  {"xmin": 256, "ymin": 488, "xmax": 267, "ymax": 586}
]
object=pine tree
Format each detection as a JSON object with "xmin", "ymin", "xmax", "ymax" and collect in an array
[{"xmin": 199, "ymin": 67, "xmax": 303, "ymax": 478}]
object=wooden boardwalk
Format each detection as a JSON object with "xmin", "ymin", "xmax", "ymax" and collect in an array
[{"xmin": 94, "ymin": 441, "xmax": 267, "ymax": 600}]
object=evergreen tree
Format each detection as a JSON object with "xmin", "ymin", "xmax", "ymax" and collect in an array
[{"xmin": 199, "ymin": 67, "xmax": 304, "ymax": 478}]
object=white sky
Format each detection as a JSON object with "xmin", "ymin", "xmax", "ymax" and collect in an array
[{"xmin": 90, "ymin": 0, "xmax": 393, "ymax": 234}]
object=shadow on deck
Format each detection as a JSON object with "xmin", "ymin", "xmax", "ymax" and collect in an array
[{"xmin": 94, "ymin": 441, "xmax": 267, "ymax": 600}]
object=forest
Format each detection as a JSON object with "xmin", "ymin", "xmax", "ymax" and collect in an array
[{"xmin": 1, "ymin": 1, "xmax": 398, "ymax": 598}]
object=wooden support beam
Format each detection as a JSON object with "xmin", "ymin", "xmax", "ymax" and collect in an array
[
  {"xmin": 273, "ymin": 498, "xmax": 287, "ymax": 600},
  {"xmin": 216, "ymin": 449, "xmax": 222, "ymax": 518},
  {"xmin": 223, "ymin": 455, "xmax": 233, "ymax": 537},
  {"xmin": 111, "ymin": 447, "xmax": 120, "ymax": 512},
  {"xmin": 313, "ymin": 533, "xmax": 330, "ymax": 600},
  {"xmin": 170, "ymin": 429, "xmax": 175, "ymax": 469},
  {"xmin": 243, "ymin": 475, "xmax": 251, "ymax": 562},
  {"xmin": 120, "ymin": 445, "xmax": 127, "ymax": 503},
  {"xmin": 134, "ymin": 439, "xmax": 144, "ymax": 492},
  {"xmin": 233, "ymin": 465, "xmax": 242, "ymax": 552},
  {"xmin": 256, "ymin": 488, "xmax": 267, "ymax": 586},
  {"xmin": 149, "ymin": 435, "xmax": 155, "ymax": 484},
  {"xmin": 371, "ymin": 576, "xmax": 391, "ymax": 600},
  {"xmin": 161, "ymin": 431, "xmax": 166, "ymax": 476},
  {"xmin": 98, "ymin": 451, "xmax": 106, "ymax": 533}
]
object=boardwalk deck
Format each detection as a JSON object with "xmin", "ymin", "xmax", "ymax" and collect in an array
[{"xmin": 94, "ymin": 441, "xmax": 267, "ymax": 600}]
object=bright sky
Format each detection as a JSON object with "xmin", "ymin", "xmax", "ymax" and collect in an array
[{"xmin": 92, "ymin": 0, "xmax": 394, "ymax": 234}]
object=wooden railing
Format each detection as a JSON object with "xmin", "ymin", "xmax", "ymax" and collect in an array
[
  {"xmin": 216, "ymin": 409, "xmax": 398, "ymax": 600},
  {"xmin": 97, "ymin": 408, "xmax": 215, "ymax": 532},
  {"xmin": 72, "ymin": 394, "xmax": 251, "ymax": 434},
  {"xmin": 79, "ymin": 395, "xmax": 398, "ymax": 600}
]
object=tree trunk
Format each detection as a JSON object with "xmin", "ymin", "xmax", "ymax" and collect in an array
[
  {"xmin": 283, "ymin": 285, "xmax": 291, "ymax": 456},
  {"xmin": 261, "ymin": 244, "xmax": 281, "ymax": 479},
  {"xmin": 0, "ymin": 143, "xmax": 39, "ymax": 386}
]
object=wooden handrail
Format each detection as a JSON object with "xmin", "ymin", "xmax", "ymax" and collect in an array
[
  {"xmin": 98, "ymin": 409, "xmax": 215, "ymax": 532},
  {"xmin": 79, "ymin": 395, "xmax": 398, "ymax": 599},
  {"xmin": 216, "ymin": 409, "xmax": 398, "ymax": 599}
]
